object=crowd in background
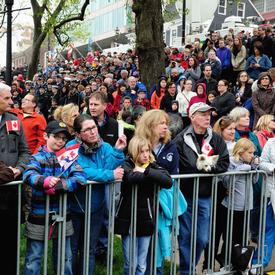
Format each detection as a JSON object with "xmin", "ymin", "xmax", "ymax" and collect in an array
[{"xmin": 0, "ymin": 24, "xmax": 275, "ymax": 275}]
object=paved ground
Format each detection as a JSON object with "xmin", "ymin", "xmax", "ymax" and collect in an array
[{"xmin": 172, "ymin": 244, "xmax": 275, "ymax": 274}]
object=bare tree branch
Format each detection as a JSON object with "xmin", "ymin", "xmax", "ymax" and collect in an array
[
  {"xmin": 0, "ymin": 5, "xmax": 6, "ymax": 30},
  {"xmin": 53, "ymin": 29, "xmax": 69, "ymax": 45},
  {"xmin": 54, "ymin": 0, "xmax": 89, "ymax": 31}
]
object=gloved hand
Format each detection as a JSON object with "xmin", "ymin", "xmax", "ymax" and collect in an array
[
  {"xmin": 45, "ymin": 187, "xmax": 56, "ymax": 196},
  {"xmin": 43, "ymin": 176, "xmax": 60, "ymax": 190}
]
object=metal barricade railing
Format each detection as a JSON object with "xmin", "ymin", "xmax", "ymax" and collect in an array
[
  {"xmin": 170, "ymin": 171, "xmax": 267, "ymax": 275},
  {"xmin": 0, "ymin": 170, "xmax": 270, "ymax": 275}
]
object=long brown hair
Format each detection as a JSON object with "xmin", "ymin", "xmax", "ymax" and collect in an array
[{"xmin": 232, "ymin": 36, "xmax": 243, "ymax": 57}]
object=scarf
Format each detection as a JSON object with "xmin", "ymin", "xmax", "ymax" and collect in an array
[
  {"xmin": 236, "ymin": 128, "xmax": 250, "ymax": 139},
  {"xmin": 76, "ymin": 136, "xmax": 102, "ymax": 154}
]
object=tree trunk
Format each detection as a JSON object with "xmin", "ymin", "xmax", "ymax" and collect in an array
[
  {"xmin": 28, "ymin": 32, "xmax": 47, "ymax": 79},
  {"xmin": 133, "ymin": 0, "xmax": 165, "ymax": 92}
]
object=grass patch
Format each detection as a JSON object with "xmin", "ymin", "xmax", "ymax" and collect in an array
[
  {"xmin": 94, "ymin": 237, "xmax": 124, "ymax": 275},
  {"xmin": 20, "ymin": 225, "xmax": 123, "ymax": 274},
  {"xmin": 20, "ymin": 226, "xmax": 177, "ymax": 274}
]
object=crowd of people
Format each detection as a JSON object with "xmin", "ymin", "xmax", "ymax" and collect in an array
[{"xmin": 0, "ymin": 25, "xmax": 275, "ymax": 275}]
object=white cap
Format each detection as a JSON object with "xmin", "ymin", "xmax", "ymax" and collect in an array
[{"xmin": 189, "ymin": 102, "xmax": 215, "ymax": 117}]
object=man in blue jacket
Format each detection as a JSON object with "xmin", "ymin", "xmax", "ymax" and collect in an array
[{"xmin": 216, "ymin": 38, "xmax": 232, "ymax": 81}]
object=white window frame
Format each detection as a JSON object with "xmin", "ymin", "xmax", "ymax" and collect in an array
[
  {"xmin": 218, "ymin": 0, "xmax": 227, "ymax": 15},
  {"xmin": 237, "ymin": 2, "xmax": 245, "ymax": 18}
]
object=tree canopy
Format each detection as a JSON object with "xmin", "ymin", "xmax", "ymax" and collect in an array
[{"xmin": 28, "ymin": 0, "xmax": 90, "ymax": 78}]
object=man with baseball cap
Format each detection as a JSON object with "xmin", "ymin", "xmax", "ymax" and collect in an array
[{"xmin": 174, "ymin": 102, "xmax": 229, "ymax": 274}]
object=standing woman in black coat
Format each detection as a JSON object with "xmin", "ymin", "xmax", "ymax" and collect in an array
[
  {"xmin": 115, "ymin": 136, "xmax": 172, "ymax": 275},
  {"xmin": 211, "ymin": 79, "xmax": 236, "ymax": 124},
  {"xmin": 232, "ymin": 71, "xmax": 252, "ymax": 106}
]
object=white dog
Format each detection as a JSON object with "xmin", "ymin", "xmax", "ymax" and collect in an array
[{"xmin": 196, "ymin": 154, "xmax": 219, "ymax": 172}]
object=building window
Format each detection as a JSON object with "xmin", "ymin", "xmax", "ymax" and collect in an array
[
  {"xmin": 237, "ymin": 2, "xmax": 245, "ymax": 18},
  {"xmin": 218, "ymin": 0, "xmax": 227, "ymax": 15}
]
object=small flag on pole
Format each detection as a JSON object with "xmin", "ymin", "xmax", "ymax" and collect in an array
[{"xmin": 56, "ymin": 143, "xmax": 80, "ymax": 175}]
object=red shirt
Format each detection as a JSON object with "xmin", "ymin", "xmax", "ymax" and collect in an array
[{"xmin": 11, "ymin": 109, "xmax": 47, "ymax": 154}]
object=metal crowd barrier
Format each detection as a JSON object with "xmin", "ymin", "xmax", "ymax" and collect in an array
[{"xmin": 0, "ymin": 170, "xmax": 270, "ymax": 275}]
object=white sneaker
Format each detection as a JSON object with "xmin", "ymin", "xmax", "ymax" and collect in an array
[{"xmin": 249, "ymin": 268, "xmax": 257, "ymax": 275}]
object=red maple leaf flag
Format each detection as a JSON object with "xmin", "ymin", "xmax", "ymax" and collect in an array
[
  {"xmin": 201, "ymin": 140, "xmax": 214, "ymax": 156},
  {"xmin": 6, "ymin": 120, "xmax": 20, "ymax": 133}
]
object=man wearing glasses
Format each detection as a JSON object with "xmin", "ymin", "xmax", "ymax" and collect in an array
[{"xmin": 12, "ymin": 93, "xmax": 47, "ymax": 154}]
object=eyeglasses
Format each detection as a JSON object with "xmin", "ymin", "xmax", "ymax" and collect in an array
[
  {"xmin": 51, "ymin": 134, "xmax": 67, "ymax": 142},
  {"xmin": 80, "ymin": 126, "xmax": 97, "ymax": 134},
  {"xmin": 240, "ymin": 75, "xmax": 247, "ymax": 77}
]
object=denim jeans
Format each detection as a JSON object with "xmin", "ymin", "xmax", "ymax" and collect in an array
[
  {"xmin": 252, "ymin": 202, "xmax": 275, "ymax": 267},
  {"xmin": 122, "ymin": 235, "xmax": 151, "ymax": 275},
  {"xmin": 24, "ymin": 237, "xmax": 72, "ymax": 275},
  {"xmin": 178, "ymin": 197, "xmax": 211, "ymax": 275},
  {"xmin": 71, "ymin": 206, "xmax": 104, "ymax": 275},
  {"xmin": 96, "ymin": 183, "xmax": 121, "ymax": 254}
]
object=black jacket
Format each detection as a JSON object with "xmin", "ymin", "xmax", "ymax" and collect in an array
[
  {"xmin": 232, "ymin": 84, "xmax": 252, "ymax": 106},
  {"xmin": 97, "ymin": 112, "xmax": 118, "ymax": 146},
  {"xmin": 114, "ymin": 157, "xmax": 172, "ymax": 236},
  {"xmin": 211, "ymin": 91, "xmax": 236, "ymax": 119},
  {"xmin": 174, "ymin": 126, "xmax": 229, "ymax": 198},
  {"xmin": 261, "ymin": 35, "xmax": 274, "ymax": 59},
  {"xmin": 160, "ymin": 93, "xmax": 177, "ymax": 113},
  {"xmin": 196, "ymin": 77, "xmax": 217, "ymax": 95}
]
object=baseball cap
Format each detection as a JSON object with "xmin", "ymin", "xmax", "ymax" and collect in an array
[
  {"xmin": 45, "ymin": 120, "xmax": 69, "ymax": 137},
  {"xmin": 189, "ymin": 102, "xmax": 215, "ymax": 117}
]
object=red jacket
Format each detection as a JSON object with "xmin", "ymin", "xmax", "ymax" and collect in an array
[
  {"xmin": 11, "ymin": 109, "xmax": 47, "ymax": 154},
  {"xmin": 256, "ymin": 130, "xmax": 275, "ymax": 149}
]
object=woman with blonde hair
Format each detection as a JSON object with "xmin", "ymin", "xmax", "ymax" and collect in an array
[
  {"xmin": 136, "ymin": 109, "xmax": 186, "ymax": 274},
  {"xmin": 136, "ymin": 109, "xmax": 171, "ymax": 147},
  {"xmin": 54, "ymin": 103, "xmax": 79, "ymax": 138},
  {"xmin": 255, "ymin": 114, "xmax": 275, "ymax": 148}
]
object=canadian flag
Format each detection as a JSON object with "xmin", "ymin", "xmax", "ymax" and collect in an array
[
  {"xmin": 56, "ymin": 143, "xmax": 80, "ymax": 175},
  {"xmin": 6, "ymin": 120, "xmax": 20, "ymax": 133},
  {"xmin": 201, "ymin": 140, "xmax": 214, "ymax": 156}
]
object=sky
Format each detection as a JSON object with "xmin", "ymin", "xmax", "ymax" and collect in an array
[{"xmin": 0, "ymin": 1, "xmax": 33, "ymax": 67}]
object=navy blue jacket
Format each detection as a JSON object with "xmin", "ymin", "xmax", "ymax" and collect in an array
[{"xmin": 155, "ymin": 140, "xmax": 179, "ymax": 176}]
